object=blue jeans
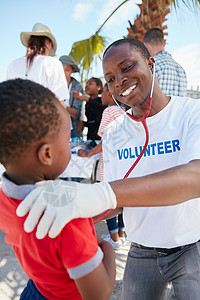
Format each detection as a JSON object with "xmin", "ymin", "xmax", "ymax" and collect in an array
[
  {"xmin": 107, "ymin": 213, "xmax": 125, "ymax": 234},
  {"xmin": 121, "ymin": 241, "xmax": 200, "ymax": 300},
  {"xmin": 20, "ymin": 279, "xmax": 47, "ymax": 299}
]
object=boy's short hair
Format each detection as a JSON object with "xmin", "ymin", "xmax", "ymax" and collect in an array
[
  {"xmin": 90, "ymin": 77, "xmax": 103, "ymax": 93},
  {"xmin": 0, "ymin": 79, "xmax": 62, "ymax": 166},
  {"xmin": 143, "ymin": 28, "xmax": 164, "ymax": 45},
  {"xmin": 103, "ymin": 38, "xmax": 151, "ymax": 61}
]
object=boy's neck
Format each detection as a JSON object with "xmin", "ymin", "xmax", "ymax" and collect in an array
[
  {"xmin": 5, "ymin": 167, "xmax": 44, "ymax": 186},
  {"xmin": 89, "ymin": 94, "xmax": 99, "ymax": 100}
]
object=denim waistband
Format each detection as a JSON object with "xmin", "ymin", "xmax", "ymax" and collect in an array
[{"xmin": 132, "ymin": 240, "xmax": 199, "ymax": 255}]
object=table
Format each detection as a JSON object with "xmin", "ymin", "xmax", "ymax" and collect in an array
[
  {"xmin": 60, "ymin": 153, "xmax": 100, "ymax": 180},
  {"xmin": 0, "ymin": 154, "xmax": 100, "ymax": 181}
]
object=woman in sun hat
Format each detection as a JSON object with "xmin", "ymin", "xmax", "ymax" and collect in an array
[
  {"xmin": 7, "ymin": 23, "xmax": 69, "ymax": 105},
  {"xmin": 59, "ymin": 55, "xmax": 84, "ymax": 138}
]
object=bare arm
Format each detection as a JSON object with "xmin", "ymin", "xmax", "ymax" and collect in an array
[
  {"xmin": 71, "ymin": 90, "xmax": 89, "ymax": 102},
  {"xmin": 77, "ymin": 120, "xmax": 84, "ymax": 135},
  {"xmin": 93, "ymin": 207, "xmax": 123, "ymax": 222},
  {"xmin": 78, "ymin": 141, "xmax": 102, "ymax": 157},
  {"xmin": 66, "ymin": 106, "xmax": 78, "ymax": 118},
  {"xmin": 17, "ymin": 160, "xmax": 200, "ymax": 240},
  {"xmin": 110, "ymin": 160, "xmax": 200, "ymax": 207},
  {"xmin": 75, "ymin": 237, "xmax": 116, "ymax": 300}
]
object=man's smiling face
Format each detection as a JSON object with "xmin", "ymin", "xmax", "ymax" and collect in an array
[{"xmin": 103, "ymin": 43, "xmax": 153, "ymax": 115}]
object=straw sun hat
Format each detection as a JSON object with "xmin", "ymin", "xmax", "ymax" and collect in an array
[{"xmin": 20, "ymin": 23, "xmax": 57, "ymax": 56}]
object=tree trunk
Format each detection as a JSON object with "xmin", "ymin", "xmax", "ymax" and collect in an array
[{"xmin": 125, "ymin": 0, "xmax": 171, "ymax": 41}]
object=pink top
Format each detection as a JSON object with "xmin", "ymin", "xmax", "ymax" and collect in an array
[{"xmin": 98, "ymin": 106, "xmax": 124, "ymax": 181}]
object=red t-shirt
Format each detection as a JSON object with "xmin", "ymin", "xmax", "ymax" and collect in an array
[{"xmin": 0, "ymin": 188, "xmax": 103, "ymax": 299}]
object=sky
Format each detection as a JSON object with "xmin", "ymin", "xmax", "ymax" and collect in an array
[{"xmin": 0, "ymin": 0, "xmax": 200, "ymax": 90}]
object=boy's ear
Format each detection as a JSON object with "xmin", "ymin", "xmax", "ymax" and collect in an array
[{"xmin": 37, "ymin": 144, "xmax": 53, "ymax": 166}]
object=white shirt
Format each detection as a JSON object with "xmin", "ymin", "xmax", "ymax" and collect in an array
[
  {"xmin": 102, "ymin": 96, "xmax": 200, "ymax": 248},
  {"xmin": 7, "ymin": 55, "xmax": 69, "ymax": 104}
]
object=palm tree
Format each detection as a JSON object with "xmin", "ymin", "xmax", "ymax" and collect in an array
[
  {"xmin": 69, "ymin": 0, "xmax": 200, "ymax": 82},
  {"xmin": 125, "ymin": 0, "xmax": 200, "ymax": 41},
  {"xmin": 125, "ymin": 0, "xmax": 171, "ymax": 41}
]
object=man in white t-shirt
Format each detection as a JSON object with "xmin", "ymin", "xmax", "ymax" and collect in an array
[
  {"xmin": 101, "ymin": 38, "xmax": 200, "ymax": 300},
  {"xmin": 16, "ymin": 38, "xmax": 200, "ymax": 299}
]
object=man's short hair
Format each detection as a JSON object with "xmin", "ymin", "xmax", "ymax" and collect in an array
[
  {"xmin": 143, "ymin": 28, "xmax": 164, "ymax": 45},
  {"xmin": 103, "ymin": 38, "xmax": 151, "ymax": 61},
  {"xmin": 0, "ymin": 79, "xmax": 61, "ymax": 166}
]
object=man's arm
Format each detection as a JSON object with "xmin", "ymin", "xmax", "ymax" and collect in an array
[
  {"xmin": 16, "ymin": 160, "xmax": 200, "ymax": 239},
  {"xmin": 110, "ymin": 159, "xmax": 200, "ymax": 207}
]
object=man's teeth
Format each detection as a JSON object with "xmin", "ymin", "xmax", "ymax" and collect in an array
[{"xmin": 121, "ymin": 85, "xmax": 136, "ymax": 96}]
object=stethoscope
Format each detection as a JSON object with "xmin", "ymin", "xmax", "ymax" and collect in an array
[{"xmin": 94, "ymin": 62, "xmax": 156, "ymax": 224}]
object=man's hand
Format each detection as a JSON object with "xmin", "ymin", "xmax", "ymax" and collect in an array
[{"xmin": 16, "ymin": 179, "xmax": 116, "ymax": 239}]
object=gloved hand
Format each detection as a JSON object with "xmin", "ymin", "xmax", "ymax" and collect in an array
[{"xmin": 16, "ymin": 179, "xmax": 117, "ymax": 239}]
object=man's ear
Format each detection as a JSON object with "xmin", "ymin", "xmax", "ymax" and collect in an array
[
  {"xmin": 148, "ymin": 57, "xmax": 155, "ymax": 73},
  {"xmin": 37, "ymin": 144, "xmax": 53, "ymax": 166}
]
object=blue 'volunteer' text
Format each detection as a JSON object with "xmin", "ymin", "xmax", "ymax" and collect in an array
[{"xmin": 117, "ymin": 139, "xmax": 180, "ymax": 160}]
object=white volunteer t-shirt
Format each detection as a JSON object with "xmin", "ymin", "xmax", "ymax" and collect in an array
[
  {"xmin": 7, "ymin": 55, "xmax": 69, "ymax": 104},
  {"xmin": 103, "ymin": 96, "xmax": 200, "ymax": 248}
]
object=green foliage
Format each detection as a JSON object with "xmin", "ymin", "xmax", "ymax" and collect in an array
[{"xmin": 69, "ymin": 33, "xmax": 106, "ymax": 83}]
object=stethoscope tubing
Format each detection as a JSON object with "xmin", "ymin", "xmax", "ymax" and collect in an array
[{"xmin": 94, "ymin": 63, "xmax": 155, "ymax": 224}]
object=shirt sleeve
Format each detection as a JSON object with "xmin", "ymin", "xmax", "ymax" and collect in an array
[
  {"xmin": 98, "ymin": 106, "xmax": 124, "ymax": 138},
  {"xmin": 181, "ymin": 102, "xmax": 200, "ymax": 162},
  {"xmin": 45, "ymin": 58, "xmax": 69, "ymax": 103},
  {"xmin": 102, "ymin": 127, "xmax": 115, "ymax": 182},
  {"xmin": 98, "ymin": 110, "xmax": 110, "ymax": 138},
  {"xmin": 60, "ymin": 218, "xmax": 103, "ymax": 279}
]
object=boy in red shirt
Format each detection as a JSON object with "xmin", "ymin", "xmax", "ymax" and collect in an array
[{"xmin": 0, "ymin": 79, "xmax": 115, "ymax": 299}]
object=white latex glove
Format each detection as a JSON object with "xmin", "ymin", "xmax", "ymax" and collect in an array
[{"xmin": 16, "ymin": 179, "xmax": 116, "ymax": 239}]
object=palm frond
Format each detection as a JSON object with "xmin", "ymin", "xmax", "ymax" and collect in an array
[
  {"xmin": 69, "ymin": 33, "xmax": 107, "ymax": 83},
  {"xmin": 170, "ymin": 0, "xmax": 200, "ymax": 10}
]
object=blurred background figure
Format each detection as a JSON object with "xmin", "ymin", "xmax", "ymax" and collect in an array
[
  {"xmin": 59, "ymin": 55, "xmax": 84, "ymax": 138},
  {"xmin": 144, "ymin": 27, "xmax": 187, "ymax": 97},
  {"xmin": 6, "ymin": 22, "xmax": 69, "ymax": 106},
  {"xmin": 72, "ymin": 77, "xmax": 107, "ymax": 145}
]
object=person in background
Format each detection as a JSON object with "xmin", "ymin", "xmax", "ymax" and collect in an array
[
  {"xmin": 72, "ymin": 77, "xmax": 107, "ymax": 144},
  {"xmin": 0, "ymin": 78, "xmax": 116, "ymax": 300},
  {"xmin": 78, "ymin": 83, "xmax": 126, "ymax": 249},
  {"xmin": 144, "ymin": 27, "xmax": 187, "ymax": 97},
  {"xmin": 7, "ymin": 22, "xmax": 69, "ymax": 106},
  {"xmin": 59, "ymin": 55, "xmax": 84, "ymax": 138}
]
